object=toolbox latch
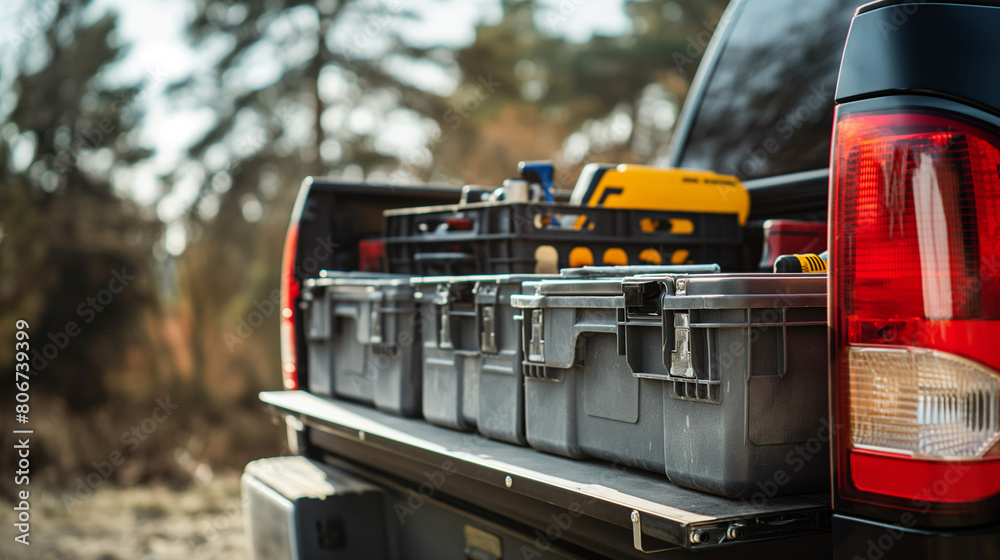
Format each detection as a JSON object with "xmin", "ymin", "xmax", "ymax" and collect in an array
[
  {"xmin": 480, "ymin": 305, "xmax": 498, "ymax": 354},
  {"xmin": 369, "ymin": 302, "xmax": 383, "ymax": 345},
  {"xmin": 439, "ymin": 306, "xmax": 453, "ymax": 349},
  {"xmin": 527, "ymin": 309, "xmax": 544, "ymax": 362},
  {"xmin": 435, "ymin": 284, "xmax": 454, "ymax": 349},
  {"xmin": 669, "ymin": 312, "xmax": 695, "ymax": 378},
  {"xmin": 476, "ymin": 283, "xmax": 499, "ymax": 354}
]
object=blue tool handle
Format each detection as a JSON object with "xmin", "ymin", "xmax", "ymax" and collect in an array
[{"xmin": 518, "ymin": 161, "xmax": 555, "ymax": 204}]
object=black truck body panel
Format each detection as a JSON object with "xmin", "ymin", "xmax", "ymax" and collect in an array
[
  {"xmin": 833, "ymin": 514, "xmax": 1000, "ymax": 560},
  {"xmin": 836, "ymin": 2, "xmax": 1000, "ymax": 115}
]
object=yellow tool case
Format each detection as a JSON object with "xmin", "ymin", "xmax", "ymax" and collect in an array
[{"xmin": 570, "ymin": 163, "xmax": 750, "ymax": 226}]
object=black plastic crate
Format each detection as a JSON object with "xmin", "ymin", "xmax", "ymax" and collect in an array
[{"xmin": 384, "ymin": 201, "xmax": 743, "ymax": 276}]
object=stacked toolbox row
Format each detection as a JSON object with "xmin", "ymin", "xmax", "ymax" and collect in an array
[
  {"xmin": 302, "ymin": 268, "xmax": 828, "ymax": 499},
  {"xmin": 413, "ymin": 274, "xmax": 553, "ymax": 444}
]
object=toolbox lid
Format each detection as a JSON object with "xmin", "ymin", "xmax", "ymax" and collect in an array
[
  {"xmin": 658, "ymin": 273, "xmax": 827, "ymax": 310},
  {"xmin": 559, "ymin": 264, "xmax": 720, "ymax": 278},
  {"xmin": 410, "ymin": 273, "xmax": 559, "ymax": 286},
  {"xmin": 412, "ymin": 274, "xmax": 562, "ymax": 305},
  {"xmin": 511, "ymin": 278, "xmax": 628, "ymax": 310},
  {"xmin": 307, "ymin": 271, "xmax": 413, "ymax": 287},
  {"xmin": 305, "ymin": 272, "xmax": 415, "ymax": 303},
  {"xmin": 522, "ymin": 278, "xmax": 626, "ymax": 296}
]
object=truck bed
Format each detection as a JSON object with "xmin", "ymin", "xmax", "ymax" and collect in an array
[{"xmin": 261, "ymin": 390, "xmax": 831, "ymax": 558}]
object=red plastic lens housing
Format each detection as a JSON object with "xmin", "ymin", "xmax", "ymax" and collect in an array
[
  {"xmin": 831, "ymin": 109, "xmax": 1000, "ymax": 516},
  {"xmin": 280, "ymin": 221, "xmax": 300, "ymax": 390}
]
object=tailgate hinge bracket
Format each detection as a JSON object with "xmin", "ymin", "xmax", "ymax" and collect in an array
[{"xmin": 631, "ymin": 510, "xmax": 673, "ymax": 554}]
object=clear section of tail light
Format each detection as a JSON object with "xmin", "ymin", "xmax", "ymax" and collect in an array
[
  {"xmin": 848, "ymin": 346, "xmax": 1000, "ymax": 458},
  {"xmin": 831, "ymin": 108, "xmax": 1000, "ymax": 516}
]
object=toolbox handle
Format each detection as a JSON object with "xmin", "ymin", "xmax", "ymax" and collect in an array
[
  {"xmin": 306, "ymin": 293, "xmax": 332, "ymax": 340},
  {"xmin": 621, "ymin": 310, "xmax": 677, "ymax": 381},
  {"xmin": 620, "ymin": 277, "xmax": 677, "ymax": 380},
  {"xmin": 329, "ymin": 299, "xmax": 368, "ymax": 343},
  {"xmin": 433, "ymin": 283, "xmax": 477, "ymax": 351},
  {"xmin": 330, "ymin": 299, "xmax": 388, "ymax": 347},
  {"xmin": 332, "ymin": 302, "xmax": 361, "ymax": 318}
]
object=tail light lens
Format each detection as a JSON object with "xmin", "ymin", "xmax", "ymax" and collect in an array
[
  {"xmin": 280, "ymin": 221, "xmax": 300, "ymax": 390},
  {"xmin": 831, "ymin": 109, "xmax": 1000, "ymax": 518}
]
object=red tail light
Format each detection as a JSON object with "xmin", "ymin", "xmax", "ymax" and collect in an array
[
  {"xmin": 831, "ymin": 108, "xmax": 1000, "ymax": 519},
  {"xmin": 280, "ymin": 221, "xmax": 300, "ymax": 390}
]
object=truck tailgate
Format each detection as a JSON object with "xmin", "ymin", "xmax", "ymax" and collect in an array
[{"xmin": 260, "ymin": 390, "xmax": 831, "ymax": 556}]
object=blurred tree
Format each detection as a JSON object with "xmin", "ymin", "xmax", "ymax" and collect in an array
[
  {"xmin": 163, "ymin": 0, "xmax": 728, "ymax": 399},
  {"xmin": 167, "ymin": 0, "xmax": 462, "ymax": 397},
  {"xmin": 438, "ymin": 0, "xmax": 729, "ymax": 187},
  {"xmin": 0, "ymin": 1, "xmax": 168, "ymax": 409}
]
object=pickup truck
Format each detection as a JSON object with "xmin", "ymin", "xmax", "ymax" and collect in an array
[{"xmin": 247, "ymin": 0, "xmax": 1000, "ymax": 558}]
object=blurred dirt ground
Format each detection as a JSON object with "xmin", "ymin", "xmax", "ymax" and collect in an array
[{"xmin": 0, "ymin": 475, "xmax": 246, "ymax": 559}]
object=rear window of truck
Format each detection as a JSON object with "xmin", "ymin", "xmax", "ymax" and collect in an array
[{"xmin": 675, "ymin": 0, "xmax": 860, "ymax": 181}]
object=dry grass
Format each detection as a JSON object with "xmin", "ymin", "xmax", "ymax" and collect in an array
[
  {"xmin": 0, "ymin": 394, "xmax": 286, "ymax": 558},
  {"xmin": 2, "ymin": 397, "xmax": 285, "ymax": 498},
  {"xmin": 0, "ymin": 475, "xmax": 247, "ymax": 559}
]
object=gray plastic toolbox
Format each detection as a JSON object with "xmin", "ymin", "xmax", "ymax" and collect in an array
[
  {"xmin": 513, "ymin": 273, "xmax": 828, "ymax": 498},
  {"xmin": 303, "ymin": 272, "xmax": 422, "ymax": 417},
  {"xmin": 512, "ymin": 276, "xmax": 673, "ymax": 473},
  {"xmin": 413, "ymin": 274, "xmax": 559, "ymax": 444},
  {"xmin": 413, "ymin": 274, "xmax": 592, "ymax": 445},
  {"xmin": 414, "ymin": 266, "xmax": 717, "ymax": 445},
  {"xmin": 621, "ymin": 273, "xmax": 828, "ymax": 498}
]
